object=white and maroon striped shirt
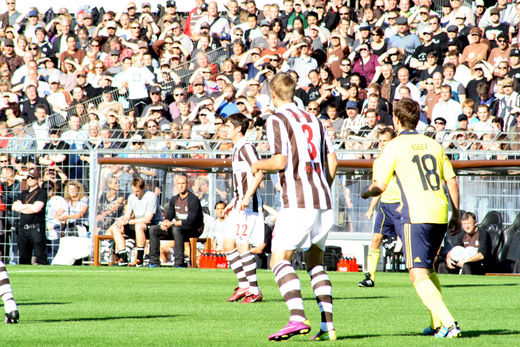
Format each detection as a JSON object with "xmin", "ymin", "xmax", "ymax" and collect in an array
[
  {"xmin": 232, "ymin": 136, "xmax": 262, "ymax": 212},
  {"xmin": 266, "ymin": 103, "xmax": 334, "ymax": 209}
]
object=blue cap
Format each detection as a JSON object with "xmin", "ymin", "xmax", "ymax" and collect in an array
[
  {"xmin": 221, "ymin": 33, "xmax": 231, "ymax": 41},
  {"xmin": 396, "ymin": 16, "xmax": 408, "ymax": 25},
  {"xmin": 346, "ymin": 101, "xmax": 358, "ymax": 109},
  {"xmin": 28, "ymin": 9, "xmax": 39, "ymax": 17}
]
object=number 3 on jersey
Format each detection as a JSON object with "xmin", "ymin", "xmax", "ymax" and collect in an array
[
  {"xmin": 302, "ymin": 124, "xmax": 317, "ymax": 160},
  {"xmin": 412, "ymin": 154, "xmax": 440, "ymax": 191}
]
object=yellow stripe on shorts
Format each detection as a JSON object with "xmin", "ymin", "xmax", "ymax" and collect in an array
[{"xmin": 404, "ymin": 223, "xmax": 413, "ymax": 269}]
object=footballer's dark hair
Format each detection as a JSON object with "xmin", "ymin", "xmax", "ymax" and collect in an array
[
  {"xmin": 131, "ymin": 177, "xmax": 146, "ymax": 189},
  {"xmin": 215, "ymin": 200, "xmax": 226, "ymax": 208},
  {"xmin": 393, "ymin": 97, "xmax": 420, "ymax": 130},
  {"xmin": 225, "ymin": 113, "xmax": 250, "ymax": 135},
  {"xmin": 461, "ymin": 211, "xmax": 476, "ymax": 222}
]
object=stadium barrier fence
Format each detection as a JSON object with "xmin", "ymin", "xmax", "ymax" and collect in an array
[{"xmin": 1, "ymin": 138, "xmax": 520, "ymax": 265}]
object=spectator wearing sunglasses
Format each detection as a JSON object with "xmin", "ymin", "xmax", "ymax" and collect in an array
[{"xmin": 350, "ymin": 43, "xmax": 379, "ymax": 89}]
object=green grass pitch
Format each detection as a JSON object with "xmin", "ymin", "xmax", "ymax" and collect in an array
[{"xmin": 1, "ymin": 266, "xmax": 519, "ymax": 346}]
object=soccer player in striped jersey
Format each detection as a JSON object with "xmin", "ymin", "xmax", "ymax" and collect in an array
[
  {"xmin": 223, "ymin": 113, "xmax": 264, "ymax": 303},
  {"xmin": 252, "ymin": 73, "xmax": 338, "ymax": 341},
  {"xmin": 359, "ymin": 127, "xmax": 400, "ymax": 287},
  {"xmin": 361, "ymin": 98, "xmax": 461, "ymax": 338},
  {"xmin": 0, "ymin": 260, "xmax": 19, "ymax": 323}
]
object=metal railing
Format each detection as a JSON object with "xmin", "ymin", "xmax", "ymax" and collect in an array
[{"xmin": 20, "ymin": 46, "xmax": 230, "ymax": 133}]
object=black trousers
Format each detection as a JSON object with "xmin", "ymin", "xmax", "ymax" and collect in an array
[
  {"xmin": 173, "ymin": 226, "xmax": 200, "ymax": 266},
  {"xmin": 149, "ymin": 225, "xmax": 174, "ymax": 265},
  {"xmin": 437, "ymin": 260, "xmax": 486, "ymax": 275},
  {"xmin": 18, "ymin": 224, "xmax": 48, "ymax": 265}
]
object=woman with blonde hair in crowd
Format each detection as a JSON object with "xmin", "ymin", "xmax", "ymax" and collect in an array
[
  {"xmin": 86, "ymin": 60, "xmax": 106, "ymax": 88},
  {"xmin": 58, "ymin": 180, "xmax": 89, "ymax": 237},
  {"xmin": 14, "ymin": 35, "xmax": 28, "ymax": 57}
]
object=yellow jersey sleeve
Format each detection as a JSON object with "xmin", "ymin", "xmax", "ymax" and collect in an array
[
  {"xmin": 374, "ymin": 131, "xmax": 454, "ymax": 224},
  {"xmin": 373, "ymin": 157, "xmax": 401, "ymax": 204}
]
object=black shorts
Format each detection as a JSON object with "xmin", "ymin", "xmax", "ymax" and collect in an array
[{"xmin": 123, "ymin": 224, "xmax": 153, "ymax": 239}]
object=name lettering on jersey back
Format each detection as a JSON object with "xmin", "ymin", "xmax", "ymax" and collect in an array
[{"xmin": 411, "ymin": 144, "xmax": 428, "ymax": 151}]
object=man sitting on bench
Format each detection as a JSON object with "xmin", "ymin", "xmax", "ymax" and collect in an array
[
  {"xmin": 107, "ymin": 177, "xmax": 162, "ymax": 267},
  {"xmin": 148, "ymin": 174, "xmax": 204, "ymax": 268}
]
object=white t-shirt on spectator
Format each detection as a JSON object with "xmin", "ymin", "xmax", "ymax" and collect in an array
[
  {"xmin": 431, "ymin": 98, "xmax": 462, "ymax": 130},
  {"xmin": 472, "ymin": 118, "xmax": 495, "ymax": 134},
  {"xmin": 114, "ymin": 66, "xmax": 156, "ymax": 99}
]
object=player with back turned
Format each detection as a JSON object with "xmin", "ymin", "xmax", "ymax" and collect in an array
[
  {"xmin": 361, "ymin": 97, "xmax": 461, "ymax": 338},
  {"xmin": 252, "ymin": 73, "xmax": 338, "ymax": 341}
]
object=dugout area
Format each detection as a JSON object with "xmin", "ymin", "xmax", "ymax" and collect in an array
[{"xmin": 93, "ymin": 157, "xmax": 520, "ymax": 273}]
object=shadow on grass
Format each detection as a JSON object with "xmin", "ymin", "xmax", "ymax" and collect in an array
[
  {"xmin": 18, "ymin": 302, "xmax": 71, "ymax": 306},
  {"xmin": 443, "ymin": 283, "xmax": 519, "ymax": 288},
  {"xmin": 335, "ymin": 329, "xmax": 520, "ymax": 340},
  {"xmin": 461, "ymin": 329, "xmax": 520, "ymax": 338},
  {"xmin": 338, "ymin": 329, "xmax": 520, "ymax": 340},
  {"xmin": 33, "ymin": 314, "xmax": 179, "ymax": 323},
  {"xmin": 261, "ymin": 296, "xmax": 389, "ymax": 303}
]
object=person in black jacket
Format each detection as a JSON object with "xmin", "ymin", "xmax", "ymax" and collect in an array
[
  {"xmin": 12, "ymin": 168, "xmax": 48, "ymax": 265},
  {"xmin": 148, "ymin": 174, "xmax": 203, "ymax": 267},
  {"xmin": 437, "ymin": 212, "xmax": 492, "ymax": 275}
]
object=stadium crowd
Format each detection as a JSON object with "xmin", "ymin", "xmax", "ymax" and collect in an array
[{"xmin": 1, "ymin": 0, "xmax": 520, "ymax": 266}]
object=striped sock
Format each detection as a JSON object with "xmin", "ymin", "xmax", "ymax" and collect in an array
[
  {"xmin": 273, "ymin": 260, "xmax": 306, "ymax": 322},
  {"xmin": 0, "ymin": 260, "xmax": 17, "ymax": 313},
  {"xmin": 226, "ymin": 249, "xmax": 248, "ymax": 289},
  {"xmin": 241, "ymin": 251, "xmax": 259, "ymax": 295},
  {"xmin": 308, "ymin": 265, "xmax": 333, "ymax": 332}
]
